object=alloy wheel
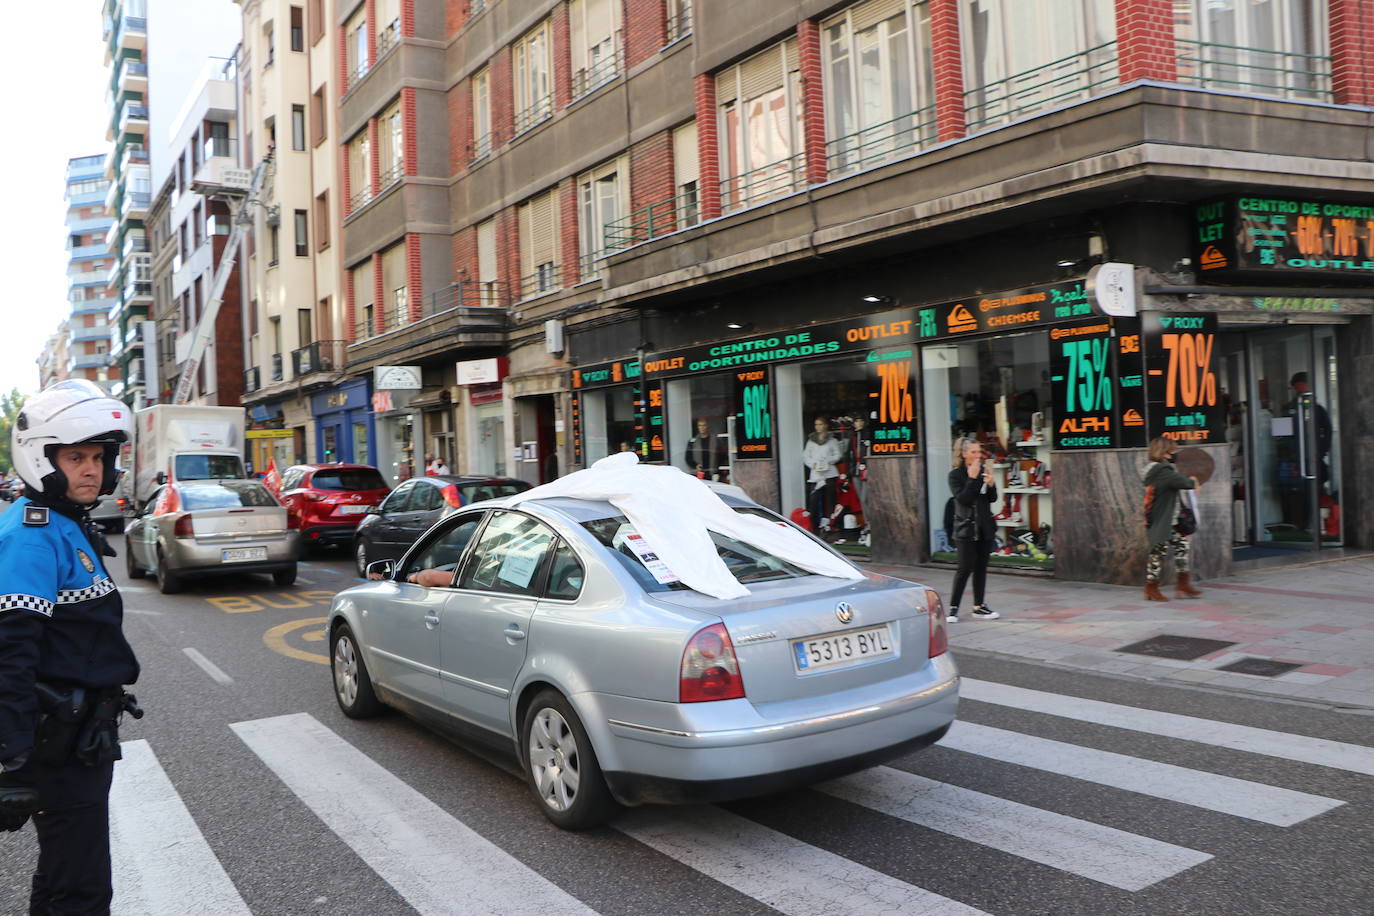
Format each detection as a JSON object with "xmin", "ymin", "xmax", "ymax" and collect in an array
[
  {"xmin": 528, "ymin": 707, "xmax": 581, "ymax": 812},
  {"xmin": 334, "ymin": 633, "xmax": 359, "ymax": 708}
]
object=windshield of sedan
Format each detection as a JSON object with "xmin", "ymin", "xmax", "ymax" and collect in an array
[{"xmin": 582, "ymin": 511, "xmax": 811, "ymax": 593}]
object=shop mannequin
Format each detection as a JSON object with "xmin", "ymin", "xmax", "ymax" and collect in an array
[
  {"xmin": 685, "ymin": 417, "xmax": 722, "ymax": 480},
  {"xmin": 803, "ymin": 417, "xmax": 845, "ymax": 530}
]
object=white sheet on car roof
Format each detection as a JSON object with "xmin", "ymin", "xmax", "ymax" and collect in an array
[{"xmin": 506, "ymin": 452, "xmax": 863, "ymax": 599}]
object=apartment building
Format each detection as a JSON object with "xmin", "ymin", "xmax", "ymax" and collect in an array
[
  {"xmin": 237, "ymin": 0, "xmax": 347, "ymax": 473},
  {"xmin": 143, "ymin": 60, "xmax": 247, "ymax": 409},
  {"xmin": 37, "ymin": 324, "xmax": 71, "ymax": 391},
  {"xmin": 307, "ymin": 0, "xmax": 1364, "ymax": 585},
  {"xmin": 64, "ymin": 154, "xmax": 119, "ymax": 392},
  {"xmin": 102, "ymin": 0, "xmax": 152, "ymax": 406}
]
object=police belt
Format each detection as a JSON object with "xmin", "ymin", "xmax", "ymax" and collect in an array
[{"xmin": 32, "ymin": 682, "xmax": 143, "ymax": 769}]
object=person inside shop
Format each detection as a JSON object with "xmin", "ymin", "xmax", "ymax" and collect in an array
[
  {"xmin": 685, "ymin": 417, "xmax": 724, "ymax": 480},
  {"xmin": 425, "ymin": 454, "xmax": 450, "ymax": 476},
  {"xmin": 803, "ymin": 417, "xmax": 846, "ymax": 532},
  {"xmin": 1142, "ymin": 436, "xmax": 1202, "ymax": 601},
  {"xmin": 947, "ymin": 437, "xmax": 1000, "ymax": 621},
  {"xmin": 1279, "ymin": 371, "xmax": 1333, "ymax": 532}
]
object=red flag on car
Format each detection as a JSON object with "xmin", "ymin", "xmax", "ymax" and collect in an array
[{"xmin": 262, "ymin": 457, "xmax": 283, "ymax": 497}]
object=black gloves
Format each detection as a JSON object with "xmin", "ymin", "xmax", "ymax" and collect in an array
[{"xmin": 0, "ymin": 782, "xmax": 39, "ymax": 832}]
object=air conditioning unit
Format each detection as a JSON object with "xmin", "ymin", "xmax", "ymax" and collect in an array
[
  {"xmin": 544, "ymin": 318, "xmax": 565, "ymax": 355},
  {"xmin": 265, "ymin": 205, "xmax": 281, "ymax": 227}
]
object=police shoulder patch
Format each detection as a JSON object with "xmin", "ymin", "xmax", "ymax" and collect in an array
[
  {"xmin": 77, "ymin": 549, "xmax": 96, "ymax": 573},
  {"xmin": 22, "ymin": 505, "xmax": 49, "ymax": 527}
]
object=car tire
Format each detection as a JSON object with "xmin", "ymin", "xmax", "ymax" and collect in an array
[
  {"xmin": 354, "ymin": 538, "xmax": 369, "ymax": 577},
  {"xmin": 272, "ymin": 564, "xmax": 298, "ymax": 587},
  {"xmin": 331, "ymin": 623, "xmax": 384, "ymax": 719},
  {"xmin": 521, "ymin": 690, "xmax": 619, "ymax": 830},
  {"xmin": 125, "ymin": 540, "xmax": 146, "ymax": 579},
  {"xmin": 155, "ymin": 548, "xmax": 182, "ymax": 594}
]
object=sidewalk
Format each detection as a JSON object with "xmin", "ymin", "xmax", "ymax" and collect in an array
[{"xmin": 869, "ymin": 555, "xmax": 1374, "ymax": 712}]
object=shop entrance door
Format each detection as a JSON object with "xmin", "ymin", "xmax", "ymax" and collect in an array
[{"xmin": 1243, "ymin": 326, "xmax": 1341, "ymax": 552}]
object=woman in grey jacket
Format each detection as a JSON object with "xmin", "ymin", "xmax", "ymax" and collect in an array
[{"xmin": 1142, "ymin": 436, "xmax": 1201, "ymax": 601}]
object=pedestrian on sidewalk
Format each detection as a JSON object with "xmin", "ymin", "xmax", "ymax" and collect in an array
[
  {"xmin": 0, "ymin": 380, "xmax": 143, "ymax": 914},
  {"xmin": 1142, "ymin": 436, "xmax": 1202, "ymax": 601},
  {"xmin": 947, "ymin": 437, "xmax": 1000, "ymax": 621}
]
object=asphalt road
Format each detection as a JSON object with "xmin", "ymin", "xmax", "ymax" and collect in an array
[{"xmin": 2, "ymin": 535, "xmax": 1371, "ymax": 915}]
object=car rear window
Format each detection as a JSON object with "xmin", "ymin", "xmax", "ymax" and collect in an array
[
  {"xmin": 456, "ymin": 481, "xmax": 532, "ymax": 503},
  {"xmin": 312, "ymin": 470, "xmax": 387, "ymax": 491},
  {"xmin": 179, "ymin": 483, "xmax": 280, "ymax": 510},
  {"xmin": 175, "ymin": 454, "xmax": 245, "ymax": 481},
  {"xmin": 581, "ymin": 513, "xmax": 810, "ymax": 593}
]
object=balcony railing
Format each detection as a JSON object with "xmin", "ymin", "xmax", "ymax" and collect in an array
[
  {"xmin": 377, "ymin": 18, "xmax": 400, "ymax": 58},
  {"xmin": 244, "ymin": 366, "xmax": 260, "ymax": 394},
  {"xmin": 513, "ymin": 94, "xmax": 553, "ymax": 135},
  {"xmin": 604, "ymin": 189, "xmax": 701, "ymax": 249},
  {"xmin": 469, "ymin": 131, "xmax": 493, "ymax": 164},
  {"xmin": 117, "ymin": 103, "xmax": 149, "ymax": 136},
  {"xmin": 69, "ymin": 324, "xmax": 112, "ymax": 343},
  {"xmin": 203, "ymin": 135, "xmax": 237, "ymax": 161},
  {"xmin": 518, "ymin": 263, "xmax": 561, "ymax": 300},
  {"xmin": 354, "ymin": 317, "xmax": 375, "ymax": 340},
  {"xmin": 291, "ymin": 340, "xmax": 344, "ymax": 376},
  {"xmin": 423, "ymin": 280, "xmax": 509, "ymax": 316},
  {"xmin": 379, "ymin": 161, "xmax": 403, "ymax": 189},
  {"xmin": 720, "ymin": 151, "xmax": 806, "ymax": 213},
  {"xmin": 827, "ymin": 105, "xmax": 938, "ymax": 177},
  {"xmin": 964, "ymin": 41, "xmax": 1119, "ymax": 132},
  {"xmin": 665, "ymin": 1, "xmax": 692, "ymax": 45},
  {"xmin": 572, "ymin": 34, "xmax": 622, "ymax": 99},
  {"xmin": 118, "ymin": 59, "xmax": 147, "ymax": 85},
  {"xmin": 348, "ymin": 57, "xmax": 370, "ymax": 87},
  {"xmin": 1174, "ymin": 39, "xmax": 1332, "ymax": 102},
  {"xmin": 348, "ymin": 183, "xmax": 374, "ymax": 213}
]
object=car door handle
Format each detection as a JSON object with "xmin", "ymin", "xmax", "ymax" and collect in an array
[
  {"xmin": 504, "ymin": 625, "xmax": 526, "ymax": 642},
  {"xmin": 424, "ymin": 612, "xmax": 440, "ymax": 628}
]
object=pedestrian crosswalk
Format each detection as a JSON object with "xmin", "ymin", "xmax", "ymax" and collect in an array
[{"xmin": 78, "ymin": 678, "xmax": 1369, "ymax": 915}]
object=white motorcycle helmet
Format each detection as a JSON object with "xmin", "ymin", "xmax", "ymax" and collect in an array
[{"xmin": 11, "ymin": 379, "xmax": 133, "ymax": 498}]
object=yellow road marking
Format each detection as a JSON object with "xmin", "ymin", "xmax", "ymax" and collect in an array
[
  {"xmin": 206, "ymin": 590, "xmax": 336, "ymax": 614},
  {"xmin": 264, "ymin": 617, "xmax": 329, "ymax": 665}
]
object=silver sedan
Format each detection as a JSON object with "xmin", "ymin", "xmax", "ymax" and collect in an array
[
  {"xmin": 327, "ymin": 492, "xmax": 958, "ymax": 829},
  {"xmin": 125, "ymin": 479, "xmax": 301, "ymax": 593}
]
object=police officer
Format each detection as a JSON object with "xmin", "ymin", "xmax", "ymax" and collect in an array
[{"xmin": 0, "ymin": 379, "xmax": 141, "ymax": 914}]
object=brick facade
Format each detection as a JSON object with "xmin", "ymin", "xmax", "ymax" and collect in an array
[
  {"xmin": 452, "ymin": 223, "xmax": 477, "ymax": 285},
  {"xmin": 624, "ymin": 0, "xmax": 668, "ymax": 71},
  {"xmin": 797, "ymin": 19, "xmax": 828, "ymax": 186},
  {"xmin": 365, "ymin": 0, "xmax": 378, "ymax": 66},
  {"xmin": 693, "ymin": 72, "xmax": 721, "ymax": 220},
  {"xmin": 1115, "ymin": 0, "xmax": 1177, "ymax": 83},
  {"xmin": 1330, "ymin": 0, "xmax": 1374, "ymax": 107},
  {"xmin": 629, "ymin": 131, "xmax": 675, "ymax": 236},
  {"xmin": 446, "ymin": 0, "xmax": 469, "ymax": 39},
  {"xmin": 402, "ymin": 87, "xmax": 419, "ymax": 176},
  {"xmin": 372, "ymin": 251, "xmax": 385, "ymax": 335},
  {"xmin": 400, "ymin": 0, "xmax": 415, "ymax": 38},
  {"xmin": 497, "ymin": 207, "xmax": 521, "ymax": 298},
  {"xmin": 343, "ymin": 266, "xmax": 356, "ymax": 344},
  {"xmin": 929, "ymin": 0, "xmax": 965, "ymax": 141},
  {"xmin": 553, "ymin": 4, "xmax": 574, "ymax": 111},
  {"xmin": 405, "ymin": 232, "xmax": 423, "ymax": 320},
  {"xmin": 449, "ymin": 80, "xmax": 473, "ymax": 175},
  {"xmin": 491, "ymin": 47, "xmax": 514, "ymax": 148},
  {"xmin": 367, "ymin": 117, "xmax": 382, "ymax": 198},
  {"xmin": 559, "ymin": 175, "xmax": 580, "ymax": 285}
]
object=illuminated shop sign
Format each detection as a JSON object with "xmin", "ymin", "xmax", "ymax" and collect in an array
[
  {"xmin": 570, "ymin": 358, "xmax": 641, "ymax": 389},
  {"xmin": 866, "ymin": 349, "xmax": 917, "ymax": 454},
  {"xmin": 1141, "ymin": 313, "xmax": 1225, "ymax": 444},
  {"xmin": 733, "ymin": 369, "xmax": 773, "ymax": 459},
  {"xmin": 1195, "ymin": 195, "xmax": 1374, "ymax": 276},
  {"xmin": 1049, "ymin": 320, "xmax": 1118, "ymax": 449},
  {"xmin": 643, "ymin": 281, "xmax": 1092, "ymax": 378}
]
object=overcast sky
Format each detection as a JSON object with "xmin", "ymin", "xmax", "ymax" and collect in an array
[{"xmin": 0, "ymin": 0, "xmax": 239, "ymax": 403}]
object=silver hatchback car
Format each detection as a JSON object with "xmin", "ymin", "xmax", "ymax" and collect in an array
[
  {"xmin": 327, "ymin": 492, "xmax": 958, "ymax": 829},
  {"xmin": 125, "ymin": 479, "xmax": 301, "ymax": 593}
]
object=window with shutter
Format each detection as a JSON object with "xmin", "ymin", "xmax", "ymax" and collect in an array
[
  {"xmin": 477, "ymin": 219, "xmax": 498, "ymax": 303},
  {"xmin": 519, "ymin": 190, "xmax": 560, "ymax": 298},
  {"xmin": 472, "ymin": 68, "xmax": 492, "ymax": 160},
  {"xmin": 514, "ymin": 22, "xmax": 552, "ymax": 133},
  {"xmin": 381, "ymin": 242, "xmax": 408, "ymax": 328},
  {"xmin": 350, "ymin": 258, "xmax": 375, "ymax": 337},
  {"xmin": 379, "ymin": 98, "xmax": 403, "ymax": 186},
  {"xmin": 376, "ymin": 0, "xmax": 400, "ymax": 55},
  {"xmin": 716, "ymin": 40, "xmax": 801, "ymax": 211},
  {"xmin": 673, "ymin": 122, "xmax": 700, "ymax": 228},
  {"xmin": 570, "ymin": 0, "xmax": 621, "ymax": 98}
]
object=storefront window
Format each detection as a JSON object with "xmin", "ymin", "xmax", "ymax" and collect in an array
[
  {"xmin": 378, "ymin": 414, "xmax": 415, "ymax": 483},
  {"xmin": 351, "ymin": 421, "xmax": 370, "ymax": 465},
  {"xmin": 580, "ymin": 386, "xmax": 638, "ymax": 463},
  {"xmin": 777, "ymin": 354, "xmax": 882, "ymax": 557},
  {"xmin": 474, "ymin": 402, "xmax": 506, "ymax": 476},
  {"xmin": 323, "ymin": 425, "xmax": 339, "ymax": 462},
  {"xmin": 922, "ymin": 332, "xmax": 1054, "ymax": 569},
  {"xmin": 666, "ymin": 373, "xmax": 734, "ymax": 480}
]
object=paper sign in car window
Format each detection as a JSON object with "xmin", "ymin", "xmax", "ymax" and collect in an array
[
  {"xmin": 498, "ymin": 533, "xmax": 550, "ymax": 589},
  {"xmin": 621, "ymin": 532, "xmax": 680, "ymax": 585}
]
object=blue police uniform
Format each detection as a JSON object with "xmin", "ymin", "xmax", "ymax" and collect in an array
[{"xmin": 0, "ymin": 496, "xmax": 139, "ymax": 914}]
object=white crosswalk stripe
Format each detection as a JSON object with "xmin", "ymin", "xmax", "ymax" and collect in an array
[
  {"xmin": 78, "ymin": 678, "xmax": 1364, "ymax": 916},
  {"xmin": 230, "ymin": 713, "xmax": 598, "ymax": 916},
  {"xmin": 960, "ymin": 678, "xmax": 1374, "ymax": 776},
  {"xmin": 110, "ymin": 740, "xmax": 250, "ymax": 916},
  {"xmin": 617, "ymin": 805, "xmax": 988, "ymax": 916},
  {"xmin": 939, "ymin": 720, "xmax": 1345, "ymax": 826},
  {"xmin": 819, "ymin": 766, "xmax": 1211, "ymax": 891}
]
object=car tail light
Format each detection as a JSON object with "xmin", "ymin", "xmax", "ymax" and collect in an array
[
  {"xmin": 173, "ymin": 514, "xmax": 195, "ymax": 539},
  {"xmin": 115, "ymin": 497, "xmax": 128, "ymax": 510},
  {"xmin": 440, "ymin": 484, "xmax": 465, "ymax": 509},
  {"xmin": 925, "ymin": 588, "xmax": 948, "ymax": 658},
  {"xmin": 680, "ymin": 623, "xmax": 745, "ymax": 703},
  {"xmin": 302, "ymin": 491, "xmax": 325, "ymax": 501}
]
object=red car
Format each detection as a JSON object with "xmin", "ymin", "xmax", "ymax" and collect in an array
[{"xmin": 278, "ymin": 464, "xmax": 392, "ymax": 549}]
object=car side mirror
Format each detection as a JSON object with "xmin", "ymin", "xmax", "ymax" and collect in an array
[
  {"xmin": 366, "ymin": 559, "xmax": 396, "ymax": 580},
  {"xmin": 155, "ymin": 471, "xmax": 167, "ymax": 485},
  {"xmin": 366, "ymin": 506, "xmax": 382, "ymax": 516}
]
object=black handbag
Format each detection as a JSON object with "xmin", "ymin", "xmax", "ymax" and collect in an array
[{"xmin": 1174, "ymin": 503, "xmax": 1197, "ymax": 536}]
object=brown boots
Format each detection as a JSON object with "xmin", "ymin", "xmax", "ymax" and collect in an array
[
  {"xmin": 1144, "ymin": 580, "xmax": 1168, "ymax": 601},
  {"xmin": 1176, "ymin": 572, "xmax": 1203, "ymax": 599}
]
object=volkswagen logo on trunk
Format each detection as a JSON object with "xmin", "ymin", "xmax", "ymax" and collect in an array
[{"xmin": 835, "ymin": 602, "xmax": 854, "ymax": 624}]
